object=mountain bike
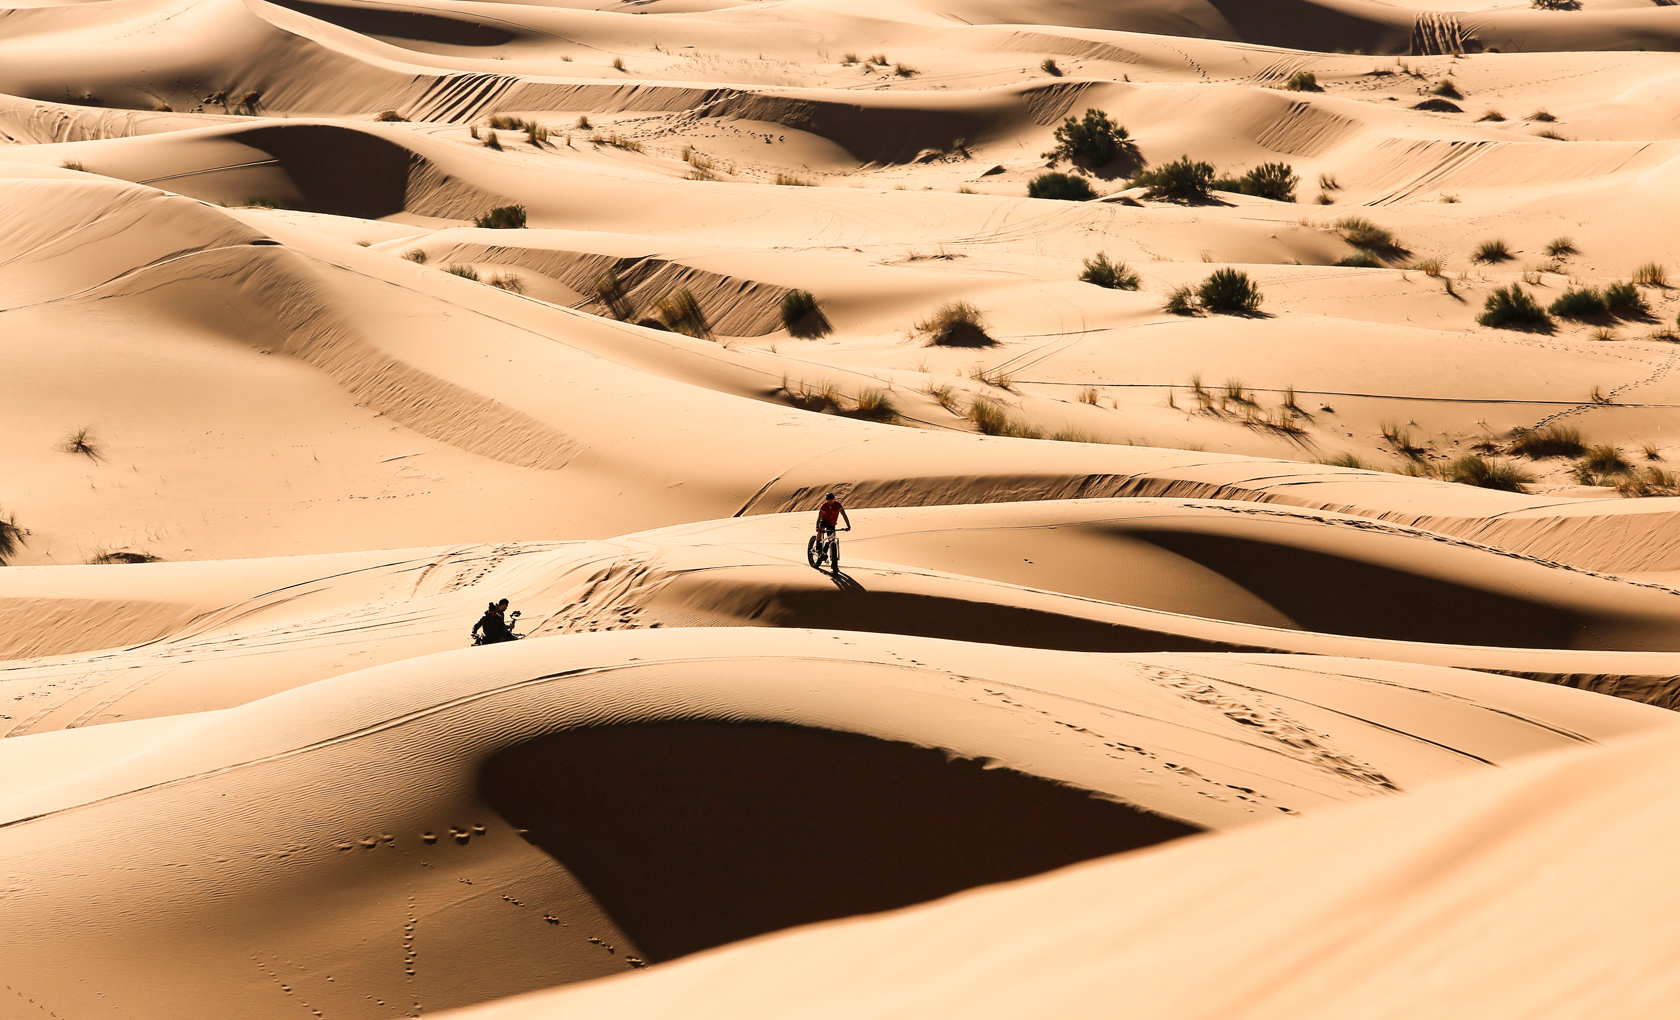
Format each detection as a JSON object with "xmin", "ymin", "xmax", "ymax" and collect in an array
[{"xmin": 807, "ymin": 528, "xmax": 846, "ymax": 570}]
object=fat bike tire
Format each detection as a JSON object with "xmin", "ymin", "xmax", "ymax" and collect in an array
[{"xmin": 807, "ymin": 535, "xmax": 823, "ymax": 569}]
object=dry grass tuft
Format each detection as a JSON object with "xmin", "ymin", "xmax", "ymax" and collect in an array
[
  {"xmin": 61, "ymin": 426, "xmax": 100, "ymax": 460},
  {"xmin": 1509, "ymin": 423, "xmax": 1586, "ymax": 458},
  {"xmin": 917, "ymin": 301, "xmax": 994, "ymax": 347}
]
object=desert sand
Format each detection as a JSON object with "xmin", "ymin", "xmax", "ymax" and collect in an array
[{"xmin": 5, "ymin": 0, "xmax": 1680, "ymax": 1015}]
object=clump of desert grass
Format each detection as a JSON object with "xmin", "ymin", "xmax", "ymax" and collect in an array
[
  {"xmin": 1197, "ymin": 268, "xmax": 1263, "ymax": 314},
  {"xmin": 1284, "ymin": 70, "xmax": 1319, "ymax": 92},
  {"xmin": 488, "ymin": 273, "xmax": 523, "ymax": 293},
  {"xmin": 403, "ymin": 249, "xmax": 428, "ymax": 263},
  {"xmin": 1080, "ymin": 253, "xmax": 1140, "ymax": 289},
  {"xmin": 1471, "ymin": 238, "xmax": 1513, "ymax": 263},
  {"xmin": 87, "ymin": 549, "xmax": 163, "ymax": 564},
  {"xmin": 774, "ymin": 172, "xmax": 814, "ymax": 186},
  {"xmin": 446, "ymin": 264, "xmax": 480, "ymax": 281},
  {"xmin": 376, "ymin": 110, "xmax": 407, "ymax": 122},
  {"xmin": 966, "ymin": 397, "xmax": 1042, "ymax": 438},
  {"xmin": 1634, "ymin": 262, "xmax": 1669, "ymax": 287},
  {"xmin": 657, "ymin": 288, "xmax": 712, "ymax": 338},
  {"xmin": 61, "ymin": 426, "xmax": 100, "ymax": 460},
  {"xmin": 474, "ymin": 204, "xmax": 527, "ymax": 229},
  {"xmin": 1027, "ymin": 172, "xmax": 1096, "ymax": 201},
  {"xmin": 1335, "ymin": 216, "xmax": 1408, "ymax": 262},
  {"xmin": 1572, "ymin": 444, "xmax": 1635, "ymax": 485},
  {"xmin": 1164, "ymin": 285, "xmax": 1199, "ymax": 315},
  {"xmin": 1444, "ymin": 454, "xmax": 1534, "ymax": 492},
  {"xmin": 1545, "ymin": 237, "xmax": 1578, "ymax": 259},
  {"xmin": 0, "ymin": 510, "xmax": 23, "ymax": 565},
  {"xmin": 780, "ymin": 289, "xmax": 831, "ymax": 338},
  {"xmin": 594, "ymin": 269, "xmax": 635, "ymax": 320},
  {"xmin": 1381, "ymin": 422, "xmax": 1428, "ymax": 459},
  {"xmin": 1478, "ymin": 285, "xmax": 1550, "ymax": 329},
  {"xmin": 916, "ymin": 301, "xmax": 994, "ymax": 347},
  {"xmin": 1508, "ymin": 423, "xmax": 1586, "ymax": 458},
  {"xmin": 1040, "ymin": 57, "xmax": 1061, "ymax": 75},
  {"xmin": 593, "ymin": 133, "xmax": 642, "ymax": 152},
  {"xmin": 1618, "ymin": 466, "xmax": 1680, "ymax": 497},
  {"xmin": 1130, "ymin": 156, "xmax": 1215, "ymax": 203}
]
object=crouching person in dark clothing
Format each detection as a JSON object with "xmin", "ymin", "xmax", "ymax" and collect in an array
[{"xmin": 472, "ymin": 599, "xmax": 518, "ymax": 645}]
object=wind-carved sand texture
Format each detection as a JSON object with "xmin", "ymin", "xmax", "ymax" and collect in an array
[{"xmin": 6, "ymin": 0, "xmax": 1680, "ymax": 1015}]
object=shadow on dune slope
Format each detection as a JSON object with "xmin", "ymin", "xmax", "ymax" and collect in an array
[
  {"xmin": 266, "ymin": 0, "xmax": 519, "ymax": 46},
  {"xmin": 480, "ymin": 721, "xmax": 1199, "ymax": 961}
]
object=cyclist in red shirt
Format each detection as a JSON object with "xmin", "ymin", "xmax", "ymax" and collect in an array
[{"xmin": 816, "ymin": 491, "xmax": 851, "ymax": 538}]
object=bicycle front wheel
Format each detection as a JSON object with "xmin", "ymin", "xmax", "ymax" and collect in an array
[{"xmin": 807, "ymin": 535, "xmax": 822, "ymax": 568}]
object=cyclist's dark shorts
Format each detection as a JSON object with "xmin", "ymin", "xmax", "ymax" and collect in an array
[{"xmin": 817, "ymin": 521, "xmax": 837, "ymax": 536}]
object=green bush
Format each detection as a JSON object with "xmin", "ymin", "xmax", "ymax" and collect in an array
[
  {"xmin": 474, "ymin": 205, "xmax": 527, "ymax": 229},
  {"xmin": 1335, "ymin": 216, "xmax": 1407, "ymax": 262},
  {"xmin": 1164, "ymin": 286, "xmax": 1198, "ymax": 315},
  {"xmin": 780, "ymin": 289, "xmax": 831, "ymax": 338},
  {"xmin": 1028, "ymin": 172, "xmax": 1097, "ymax": 201},
  {"xmin": 1041, "ymin": 109, "xmax": 1138, "ymax": 169},
  {"xmin": 1131, "ymin": 156, "xmax": 1214, "ymax": 203},
  {"xmin": 1549, "ymin": 286, "xmax": 1607, "ymax": 319},
  {"xmin": 917, "ymin": 301, "xmax": 994, "ymax": 347},
  {"xmin": 1235, "ymin": 162, "xmax": 1298, "ymax": 202},
  {"xmin": 1080, "ymin": 252, "xmax": 1140, "ymax": 290},
  {"xmin": 1604, "ymin": 281, "xmax": 1649, "ymax": 318},
  {"xmin": 1197, "ymin": 268, "xmax": 1263, "ymax": 315},
  {"xmin": 1478, "ymin": 285, "xmax": 1551, "ymax": 329},
  {"xmin": 658, "ymin": 288, "xmax": 712, "ymax": 338}
]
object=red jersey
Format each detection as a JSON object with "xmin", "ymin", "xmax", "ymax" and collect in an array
[{"xmin": 817, "ymin": 499, "xmax": 845, "ymax": 526}]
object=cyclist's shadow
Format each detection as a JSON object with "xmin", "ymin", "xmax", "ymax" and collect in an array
[{"xmin": 825, "ymin": 567, "xmax": 865, "ymax": 592}]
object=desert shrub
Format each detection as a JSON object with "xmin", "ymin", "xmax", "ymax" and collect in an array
[
  {"xmin": 1042, "ymin": 109, "xmax": 1138, "ymax": 169},
  {"xmin": 849, "ymin": 389, "xmax": 899, "ymax": 423},
  {"xmin": 88, "ymin": 550, "xmax": 162, "ymax": 564},
  {"xmin": 1131, "ymin": 156, "xmax": 1215, "ymax": 203},
  {"xmin": 1284, "ymin": 70, "xmax": 1319, "ymax": 92},
  {"xmin": 403, "ymin": 249, "xmax": 428, "ymax": 263},
  {"xmin": 1478, "ymin": 285, "xmax": 1550, "ymax": 328},
  {"xmin": 446, "ymin": 264, "xmax": 480, "ymax": 281},
  {"xmin": 917, "ymin": 301, "xmax": 994, "ymax": 346},
  {"xmin": 60, "ymin": 161, "xmax": 87, "ymax": 172},
  {"xmin": 0, "ymin": 511, "xmax": 21, "ymax": 565},
  {"xmin": 869, "ymin": 54, "xmax": 887, "ymax": 65},
  {"xmin": 61, "ymin": 426, "xmax": 99, "ymax": 460},
  {"xmin": 482, "ymin": 132, "xmax": 502, "ymax": 150},
  {"xmin": 595, "ymin": 133, "xmax": 642, "ymax": 152},
  {"xmin": 1604, "ymin": 280, "xmax": 1649, "ymax": 318},
  {"xmin": 612, "ymin": 56, "xmax": 626, "ymax": 71},
  {"xmin": 1080, "ymin": 252, "xmax": 1140, "ymax": 289},
  {"xmin": 1509, "ymin": 424, "xmax": 1586, "ymax": 458},
  {"xmin": 1445, "ymin": 455, "xmax": 1534, "ymax": 492},
  {"xmin": 526, "ymin": 122, "xmax": 549, "ymax": 145},
  {"xmin": 1040, "ymin": 58, "xmax": 1061, "ymax": 75},
  {"xmin": 1573, "ymin": 444, "xmax": 1634, "ymax": 484},
  {"xmin": 1382, "ymin": 422, "xmax": 1427, "ymax": 459},
  {"xmin": 1164, "ymin": 286, "xmax": 1198, "ymax": 315},
  {"xmin": 967, "ymin": 397, "xmax": 1011, "ymax": 435},
  {"xmin": 474, "ymin": 204, "xmax": 527, "ymax": 229},
  {"xmin": 894, "ymin": 64, "xmax": 918, "ymax": 77},
  {"xmin": 488, "ymin": 273, "xmax": 523, "ymax": 293},
  {"xmin": 595, "ymin": 270, "xmax": 634, "ymax": 320},
  {"xmin": 376, "ymin": 110, "xmax": 407, "ymax": 122},
  {"xmin": 1634, "ymin": 262, "xmax": 1668, "ymax": 286},
  {"xmin": 1337, "ymin": 251, "xmax": 1383, "ymax": 268},
  {"xmin": 1431, "ymin": 78, "xmax": 1462, "ymax": 99},
  {"xmin": 1079, "ymin": 387, "xmax": 1100, "ymax": 404},
  {"xmin": 1531, "ymin": 0, "xmax": 1581, "ymax": 8},
  {"xmin": 1618, "ymin": 466, "xmax": 1680, "ymax": 497},
  {"xmin": 576, "ymin": 115, "xmax": 592, "ymax": 130},
  {"xmin": 1529, "ymin": 109, "xmax": 1556, "ymax": 122},
  {"xmin": 488, "ymin": 114, "xmax": 526, "ymax": 130},
  {"xmin": 1549, "ymin": 286, "xmax": 1607, "ymax": 319},
  {"xmin": 1471, "ymin": 238, "xmax": 1513, "ymax": 263},
  {"xmin": 1413, "ymin": 98, "xmax": 1463, "ymax": 114},
  {"xmin": 1412, "ymin": 258, "xmax": 1443, "ymax": 276},
  {"xmin": 1235, "ymin": 162, "xmax": 1298, "ymax": 202},
  {"xmin": 774, "ymin": 173, "xmax": 814, "ymax": 186},
  {"xmin": 1477, "ymin": 110, "xmax": 1505, "ymax": 122},
  {"xmin": 780, "ymin": 289, "xmax": 831, "ymax": 338},
  {"xmin": 657, "ymin": 288, "xmax": 712, "ymax": 338},
  {"xmin": 1197, "ymin": 269, "xmax": 1263, "ymax": 314},
  {"xmin": 1335, "ymin": 216, "xmax": 1407, "ymax": 262},
  {"xmin": 1028, "ymin": 172, "xmax": 1097, "ymax": 201},
  {"xmin": 1536, "ymin": 130, "xmax": 1566, "ymax": 141},
  {"xmin": 1545, "ymin": 236, "xmax": 1577, "ymax": 258},
  {"xmin": 1319, "ymin": 452, "xmax": 1369, "ymax": 469}
]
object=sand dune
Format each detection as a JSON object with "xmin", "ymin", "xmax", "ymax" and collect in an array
[{"xmin": 7, "ymin": 0, "xmax": 1680, "ymax": 1014}]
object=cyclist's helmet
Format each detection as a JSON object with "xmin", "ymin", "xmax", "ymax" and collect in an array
[{"xmin": 826, "ymin": 491, "xmax": 836, "ymax": 499}]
